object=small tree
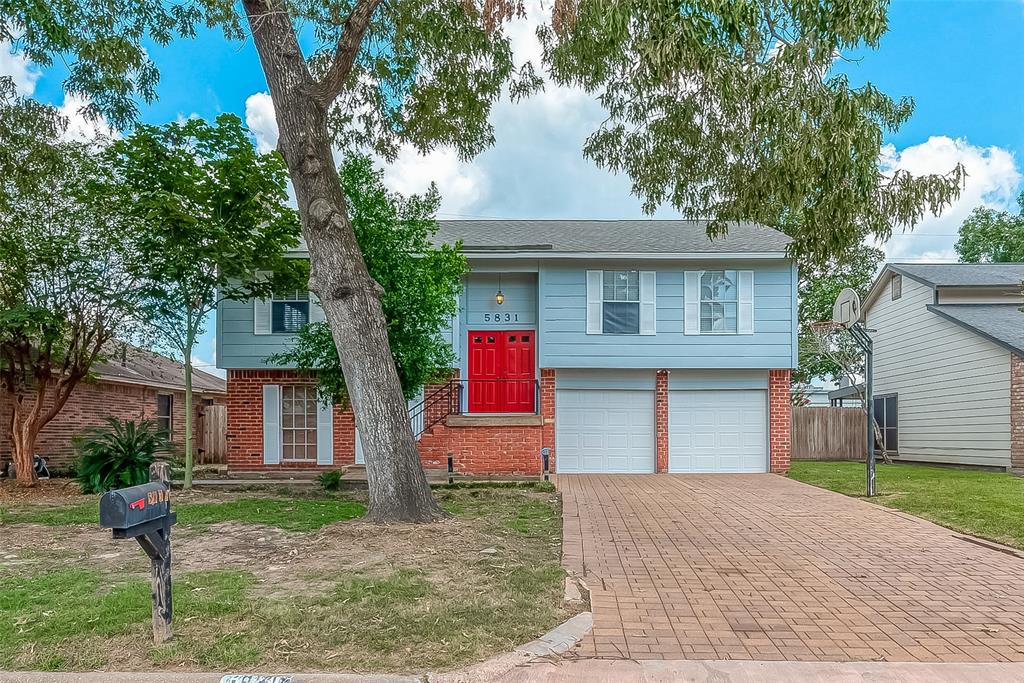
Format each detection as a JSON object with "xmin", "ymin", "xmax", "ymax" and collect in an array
[
  {"xmin": 955, "ymin": 195, "xmax": 1024, "ymax": 264},
  {"xmin": 107, "ymin": 114, "xmax": 307, "ymax": 489},
  {"xmin": 0, "ymin": 91, "xmax": 143, "ymax": 486},
  {"xmin": 272, "ymin": 155, "xmax": 465, "ymax": 404}
]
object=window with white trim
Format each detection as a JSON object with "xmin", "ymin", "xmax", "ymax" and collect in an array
[
  {"xmin": 700, "ymin": 270, "xmax": 738, "ymax": 333},
  {"xmin": 156, "ymin": 394, "xmax": 173, "ymax": 435},
  {"xmin": 891, "ymin": 273, "xmax": 902, "ymax": 301},
  {"xmin": 602, "ymin": 270, "xmax": 640, "ymax": 334},
  {"xmin": 272, "ymin": 290, "xmax": 310, "ymax": 333},
  {"xmin": 281, "ymin": 385, "xmax": 318, "ymax": 461},
  {"xmin": 873, "ymin": 394, "xmax": 898, "ymax": 453}
]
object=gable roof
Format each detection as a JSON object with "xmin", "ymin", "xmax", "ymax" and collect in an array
[
  {"xmin": 433, "ymin": 220, "xmax": 792, "ymax": 256},
  {"xmin": 890, "ymin": 263, "xmax": 1024, "ymax": 288},
  {"xmin": 92, "ymin": 344, "xmax": 226, "ymax": 394},
  {"xmin": 926, "ymin": 304, "xmax": 1024, "ymax": 357}
]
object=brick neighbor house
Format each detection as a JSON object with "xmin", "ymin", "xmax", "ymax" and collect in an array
[
  {"xmin": 0, "ymin": 345, "xmax": 226, "ymax": 472},
  {"xmin": 217, "ymin": 220, "xmax": 797, "ymax": 476},
  {"xmin": 860, "ymin": 263, "xmax": 1024, "ymax": 471}
]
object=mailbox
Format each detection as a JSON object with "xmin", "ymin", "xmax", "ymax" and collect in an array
[{"xmin": 100, "ymin": 482, "xmax": 175, "ymax": 538}]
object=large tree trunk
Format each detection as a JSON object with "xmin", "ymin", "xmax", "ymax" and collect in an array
[
  {"xmin": 10, "ymin": 400, "xmax": 40, "ymax": 487},
  {"xmin": 242, "ymin": 0, "xmax": 443, "ymax": 522}
]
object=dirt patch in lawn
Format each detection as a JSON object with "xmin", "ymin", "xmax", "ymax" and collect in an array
[
  {"xmin": 0, "ymin": 485, "xmax": 574, "ymax": 673},
  {"xmin": 0, "ymin": 477, "xmax": 82, "ymax": 503}
]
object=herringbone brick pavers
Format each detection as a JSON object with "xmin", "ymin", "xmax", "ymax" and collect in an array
[{"xmin": 559, "ymin": 474, "xmax": 1024, "ymax": 662}]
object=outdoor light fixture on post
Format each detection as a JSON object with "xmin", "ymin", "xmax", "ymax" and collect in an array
[{"xmin": 495, "ymin": 273, "xmax": 504, "ymax": 305}]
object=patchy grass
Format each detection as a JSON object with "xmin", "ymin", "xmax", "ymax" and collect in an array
[
  {"xmin": 790, "ymin": 461, "xmax": 1024, "ymax": 549},
  {"xmin": 0, "ymin": 484, "xmax": 571, "ymax": 673},
  {"xmin": 0, "ymin": 496, "xmax": 366, "ymax": 531}
]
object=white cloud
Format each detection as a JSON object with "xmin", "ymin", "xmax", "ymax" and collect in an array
[
  {"xmin": 382, "ymin": 147, "xmax": 488, "ymax": 216},
  {"xmin": 245, "ymin": 92, "xmax": 279, "ymax": 154},
  {"xmin": 0, "ymin": 39, "xmax": 40, "ymax": 95},
  {"xmin": 879, "ymin": 136, "xmax": 1021, "ymax": 263},
  {"xmin": 57, "ymin": 92, "xmax": 118, "ymax": 142}
]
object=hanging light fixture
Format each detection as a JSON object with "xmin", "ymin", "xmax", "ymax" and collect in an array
[{"xmin": 495, "ymin": 273, "xmax": 505, "ymax": 305}]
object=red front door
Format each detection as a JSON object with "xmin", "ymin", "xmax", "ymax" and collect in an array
[{"xmin": 467, "ymin": 330, "xmax": 536, "ymax": 413}]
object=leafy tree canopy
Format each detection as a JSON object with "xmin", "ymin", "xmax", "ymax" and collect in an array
[
  {"xmin": 271, "ymin": 154, "xmax": 465, "ymax": 402},
  {"xmin": 955, "ymin": 194, "xmax": 1024, "ymax": 263},
  {"xmin": 3, "ymin": 0, "xmax": 962, "ymax": 261}
]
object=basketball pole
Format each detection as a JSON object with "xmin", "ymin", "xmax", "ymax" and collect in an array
[{"xmin": 848, "ymin": 322, "xmax": 875, "ymax": 497}]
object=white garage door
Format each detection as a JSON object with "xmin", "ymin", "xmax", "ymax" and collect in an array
[
  {"xmin": 556, "ymin": 389, "xmax": 655, "ymax": 473},
  {"xmin": 669, "ymin": 390, "xmax": 767, "ymax": 473}
]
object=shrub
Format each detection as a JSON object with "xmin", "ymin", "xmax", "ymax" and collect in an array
[
  {"xmin": 317, "ymin": 470, "xmax": 344, "ymax": 492},
  {"xmin": 75, "ymin": 418, "xmax": 176, "ymax": 494}
]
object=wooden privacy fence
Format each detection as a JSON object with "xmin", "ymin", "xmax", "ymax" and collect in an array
[
  {"xmin": 197, "ymin": 404, "xmax": 227, "ymax": 464},
  {"xmin": 792, "ymin": 406, "xmax": 866, "ymax": 461}
]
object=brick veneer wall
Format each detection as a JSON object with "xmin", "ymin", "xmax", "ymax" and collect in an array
[
  {"xmin": 768, "ymin": 369, "xmax": 792, "ymax": 473},
  {"xmin": 0, "ymin": 381, "xmax": 220, "ymax": 471},
  {"xmin": 655, "ymin": 370, "xmax": 669, "ymax": 472},
  {"xmin": 1012, "ymin": 354, "xmax": 1024, "ymax": 473},
  {"xmin": 225, "ymin": 369, "xmax": 355, "ymax": 472}
]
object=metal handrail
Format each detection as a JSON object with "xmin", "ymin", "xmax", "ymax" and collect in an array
[{"xmin": 408, "ymin": 378, "xmax": 540, "ymax": 438}]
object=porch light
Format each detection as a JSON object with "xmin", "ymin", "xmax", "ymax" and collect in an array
[{"xmin": 495, "ymin": 273, "xmax": 504, "ymax": 305}]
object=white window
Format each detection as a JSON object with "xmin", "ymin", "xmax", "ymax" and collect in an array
[
  {"xmin": 272, "ymin": 290, "xmax": 310, "ymax": 333},
  {"xmin": 602, "ymin": 270, "xmax": 640, "ymax": 334},
  {"xmin": 891, "ymin": 273, "xmax": 902, "ymax": 301},
  {"xmin": 281, "ymin": 385, "xmax": 318, "ymax": 461},
  {"xmin": 700, "ymin": 270, "xmax": 738, "ymax": 333},
  {"xmin": 156, "ymin": 394, "xmax": 173, "ymax": 435}
]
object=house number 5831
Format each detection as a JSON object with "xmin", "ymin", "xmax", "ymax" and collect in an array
[{"xmin": 483, "ymin": 313, "xmax": 518, "ymax": 322}]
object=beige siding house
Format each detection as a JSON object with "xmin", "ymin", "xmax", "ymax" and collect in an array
[{"xmin": 862, "ymin": 263, "xmax": 1024, "ymax": 470}]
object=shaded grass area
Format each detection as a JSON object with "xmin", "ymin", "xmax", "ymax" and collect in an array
[
  {"xmin": 0, "ymin": 496, "xmax": 366, "ymax": 531},
  {"xmin": 790, "ymin": 461, "xmax": 1024, "ymax": 549},
  {"xmin": 0, "ymin": 485, "xmax": 569, "ymax": 672}
]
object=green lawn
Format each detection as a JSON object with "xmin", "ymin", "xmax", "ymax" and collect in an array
[
  {"xmin": 790, "ymin": 461, "xmax": 1024, "ymax": 549},
  {"xmin": 0, "ymin": 485, "xmax": 572, "ymax": 672}
]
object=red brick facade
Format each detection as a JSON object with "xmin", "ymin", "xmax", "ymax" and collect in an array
[
  {"xmin": 655, "ymin": 370, "xmax": 669, "ymax": 472},
  {"xmin": 1012, "ymin": 354, "xmax": 1024, "ymax": 473},
  {"xmin": 768, "ymin": 368, "xmax": 792, "ymax": 474},
  {"xmin": 0, "ymin": 380, "xmax": 223, "ymax": 471}
]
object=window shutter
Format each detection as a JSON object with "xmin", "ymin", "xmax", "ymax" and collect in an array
[
  {"xmin": 586, "ymin": 270, "xmax": 603, "ymax": 335},
  {"xmin": 253, "ymin": 270, "xmax": 273, "ymax": 335},
  {"xmin": 738, "ymin": 270, "xmax": 754, "ymax": 335},
  {"xmin": 262, "ymin": 384, "xmax": 281, "ymax": 465},
  {"xmin": 684, "ymin": 271, "xmax": 700, "ymax": 335},
  {"xmin": 309, "ymin": 292, "xmax": 325, "ymax": 323},
  {"xmin": 316, "ymin": 398, "xmax": 334, "ymax": 465},
  {"xmin": 639, "ymin": 271, "xmax": 656, "ymax": 335}
]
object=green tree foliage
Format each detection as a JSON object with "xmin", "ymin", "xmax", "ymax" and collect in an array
[
  {"xmin": 271, "ymin": 155, "xmax": 466, "ymax": 403},
  {"xmin": 955, "ymin": 195, "xmax": 1024, "ymax": 263},
  {"xmin": 75, "ymin": 418, "xmax": 176, "ymax": 494},
  {"xmin": 0, "ymin": 91, "xmax": 144, "ymax": 486},
  {"xmin": 106, "ymin": 113, "xmax": 306, "ymax": 489}
]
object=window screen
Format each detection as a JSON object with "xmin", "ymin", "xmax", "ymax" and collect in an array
[
  {"xmin": 602, "ymin": 270, "xmax": 640, "ymax": 334},
  {"xmin": 272, "ymin": 290, "xmax": 310, "ymax": 333},
  {"xmin": 156, "ymin": 394, "xmax": 173, "ymax": 435},
  {"xmin": 281, "ymin": 385, "xmax": 318, "ymax": 461},
  {"xmin": 700, "ymin": 270, "xmax": 738, "ymax": 333}
]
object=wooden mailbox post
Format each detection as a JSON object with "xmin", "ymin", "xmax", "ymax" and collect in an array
[{"xmin": 99, "ymin": 462, "xmax": 176, "ymax": 643}]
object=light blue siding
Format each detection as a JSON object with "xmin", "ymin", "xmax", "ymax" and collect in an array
[
  {"xmin": 668, "ymin": 369, "xmax": 768, "ymax": 390},
  {"xmin": 218, "ymin": 297, "xmax": 300, "ymax": 369},
  {"xmin": 538, "ymin": 260, "xmax": 795, "ymax": 369},
  {"xmin": 557, "ymin": 369, "xmax": 657, "ymax": 390}
]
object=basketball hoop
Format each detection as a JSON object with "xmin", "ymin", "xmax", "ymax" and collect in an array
[
  {"xmin": 832, "ymin": 288, "xmax": 862, "ymax": 328},
  {"xmin": 809, "ymin": 320, "xmax": 845, "ymax": 335}
]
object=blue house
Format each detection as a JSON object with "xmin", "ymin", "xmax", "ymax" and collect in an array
[{"xmin": 217, "ymin": 220, "xmax": 797, "ymax": 475}]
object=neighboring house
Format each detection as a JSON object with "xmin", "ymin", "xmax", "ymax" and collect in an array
[
  {"xmin": 861, "ymin": 263, "xmax": 1024, "ymax": 470},
  {"xmin": 217, "ymin": 220, "xmax": 797, "ymax": 476},
  {"xmin": 793, "ymin": 382, "xmax": 832, "ymax": 407},
  {"xmin": 0, "ymin": 344, "xmax": 227, "ymax": 472}
]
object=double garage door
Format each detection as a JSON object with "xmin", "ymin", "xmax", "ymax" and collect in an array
[{"xmin": 556, "ymin": 388, "xmax": 767, "ymax": 473}]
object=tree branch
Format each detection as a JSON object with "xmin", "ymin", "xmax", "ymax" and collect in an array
[{"xmin": 311, "ymin": 0, "xmax": 382, "ymax": 106}]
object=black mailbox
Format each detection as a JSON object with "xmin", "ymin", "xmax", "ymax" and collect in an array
[{"xmin": 100, "ymin": 482, "xmax": 175, "ymax": 538}]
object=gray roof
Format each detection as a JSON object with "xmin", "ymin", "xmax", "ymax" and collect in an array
[
  {"xmin": 433, "ymin": 220, "xmax": 792, "ymax": 254},
  {"xmin": 892, "ymin": 263, "xmax": 1024, "ymax": 287},
  {"xmin": 927, "ymin": 304, "xmax": 1024, "ymax": 356},
  {"xmin": 92, "ymin": 344, "xmax": 226, "ymax": 394}
]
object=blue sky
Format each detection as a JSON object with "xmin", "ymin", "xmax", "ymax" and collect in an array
[{"xmin": 3, "ymin": 0, "xmax": 1022, "ymax": 374}]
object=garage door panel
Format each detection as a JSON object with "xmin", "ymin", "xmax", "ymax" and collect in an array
[
  {"xmin": 556, "ymin": 389, "xmax": 655, "ymax": 473},
  {"xmin": 669, "ymin": 389, "xmax": 767, "ymax": 473}
]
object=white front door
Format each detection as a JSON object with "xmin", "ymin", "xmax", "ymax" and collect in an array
[
  {"xmin": 555, "ymin": 389, "xmax": 655, "ymax": 473},
  {"xmin": 668, "ymin": 389, "xmax": 767, "ymax": 473}
]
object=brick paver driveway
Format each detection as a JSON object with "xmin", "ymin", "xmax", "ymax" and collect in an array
[{"xmin": 559, "ymin": 474, "xmax": 1024, "ymax": 662}]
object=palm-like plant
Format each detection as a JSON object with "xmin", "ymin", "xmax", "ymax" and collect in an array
[{"xmin": 75, "ymin": 418, "xmax": 176, "ymax": 494}]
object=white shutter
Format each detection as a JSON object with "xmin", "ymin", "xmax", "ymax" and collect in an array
[
  {"xmin": 309, "ymin": 292, "xmax": 325, "ymax": 323},
  {"xmin": 253, "ymin": 270, "xmax": 273, "ymax": 335},
  {"xmin": 316, "ymin": 399, "xmax": 334, "ymax": 465},
  {"xmin": 262, "ymin": 384, "xmax": 281, "ymax": 465},
  {"xmin": 639, "ymin": 271, "xmax": 656, "ymax": 335},
  {"xmin": 586, "ymin": 270, "xmax": 603, "ymax": 335},
  {"xmin": 684, "ymin": 271, "xmax": 701, "ymax": 335},
  {"xmin": 738, "ymin": 270, "xmax": 754, "ymax": 335}
]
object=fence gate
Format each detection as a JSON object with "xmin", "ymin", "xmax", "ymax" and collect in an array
[
  {"xmin": 198, "ymin": 404, "xmax": 227, "ymax": 464},
  {"xmin": 792, "ymin": 406, "xmax": 866, "ymax": 461}
]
